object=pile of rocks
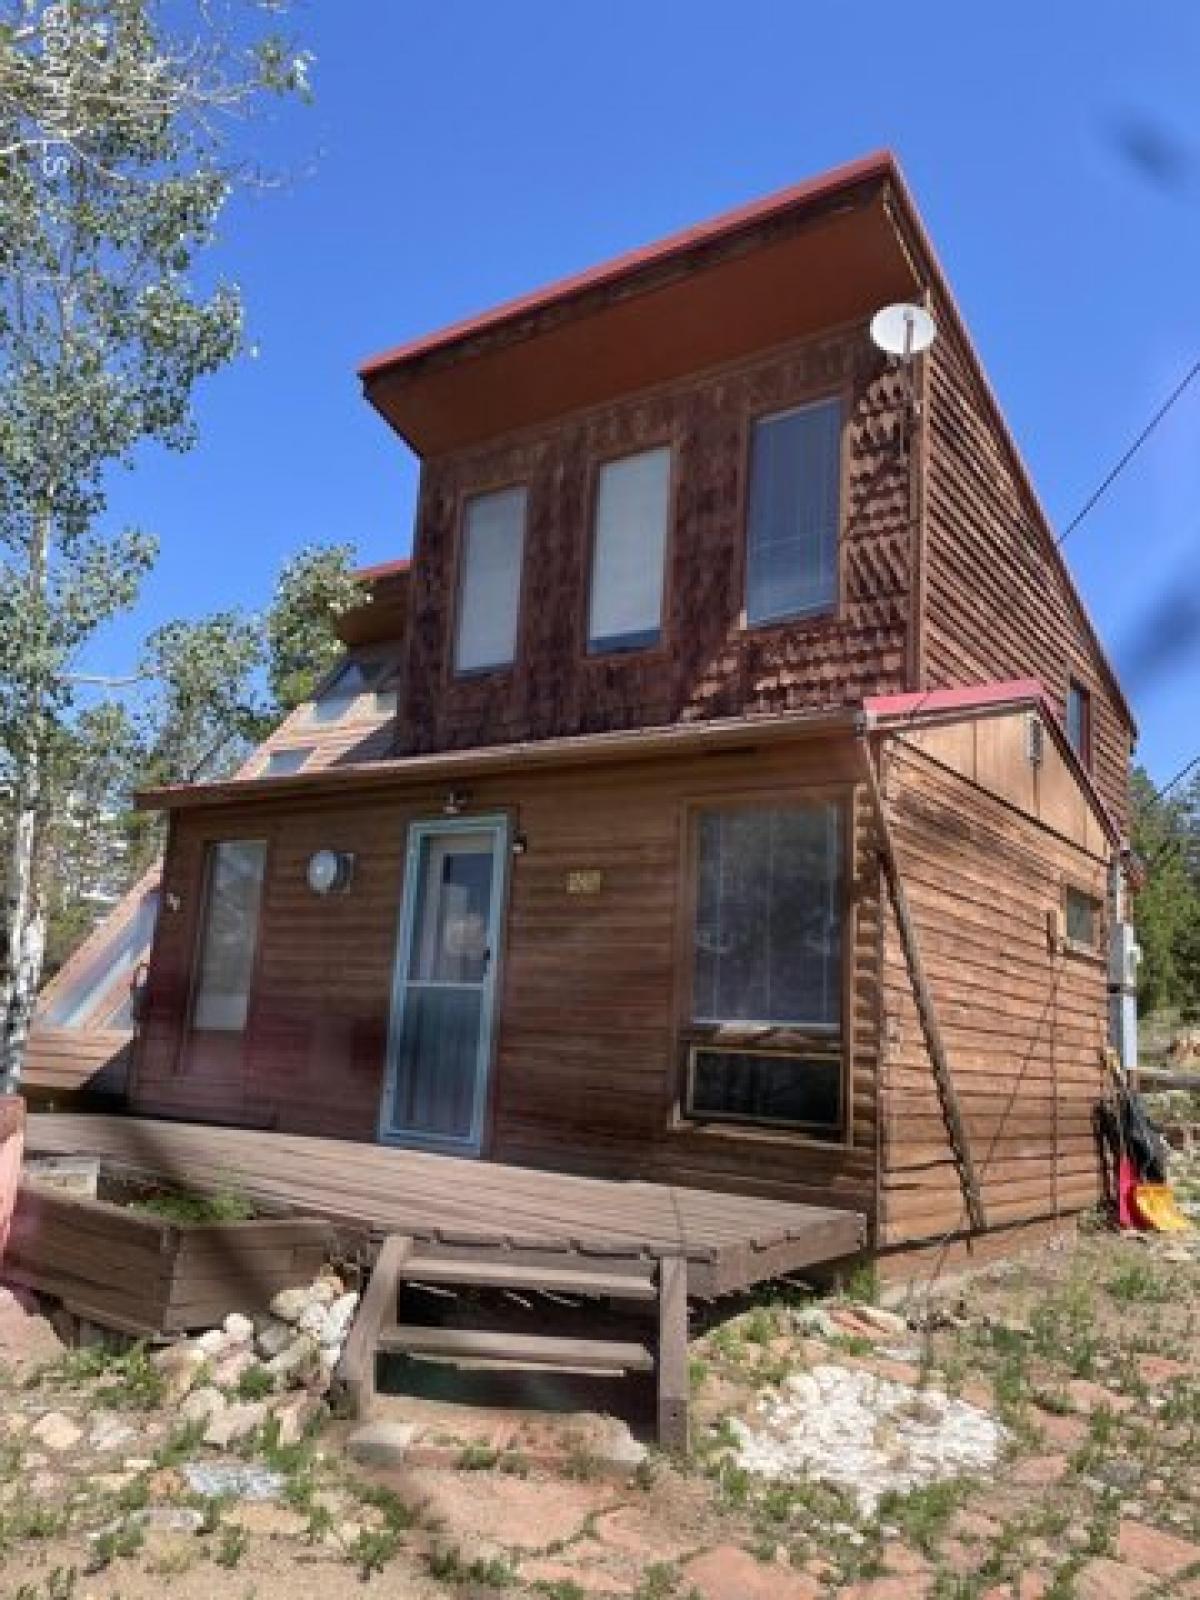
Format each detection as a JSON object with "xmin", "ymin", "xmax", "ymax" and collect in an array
[
  {"xmin": 151, "ymin": 1271, "xmax": 359, "ymax": 1449},
  {"xmin": 730, "ymin": 1362, "xmax": 1007, "ymax": 1512}
]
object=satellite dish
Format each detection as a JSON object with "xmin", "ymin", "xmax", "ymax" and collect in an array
[{"xmin": 870, "ymin": 303, "xmax": 937, "ymax": 359}]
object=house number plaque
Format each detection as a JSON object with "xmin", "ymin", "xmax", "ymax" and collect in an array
[{"xmin": 567, "ymin": 869, "xmax": 603, "ymax": 895}]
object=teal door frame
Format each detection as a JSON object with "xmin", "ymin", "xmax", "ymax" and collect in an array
[{"xmin": 378, "ymin": 813, "xmax": 510, "ymax": 1155}]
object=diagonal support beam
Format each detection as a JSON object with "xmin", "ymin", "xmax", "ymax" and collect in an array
[{"xmin": 859, "ymin": 737, "xmax": 987, "ymax": 1234}]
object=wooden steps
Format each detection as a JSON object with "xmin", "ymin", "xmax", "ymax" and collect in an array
[
  {"xmin": 402, "ymin": 1257, "xmax": 657, "ymax": 1300},
  {"xmin": 336, "ymin": 1233, "xmax": 690, "ymax": 1451},
  {"xmin": 378, "ymin": 1325, "xmax": 656, "ymax": 1373}
]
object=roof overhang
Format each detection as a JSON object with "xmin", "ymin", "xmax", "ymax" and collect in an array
[
  {"xmin": 137, "ymin": 706, "xmax": 861, "ymax": 812},
  {"xmin": 336, "ymin": 559, "xmax": 411, "ymax": 646},
  {"xmin": 359, "ymin": 151, "xmax": 918, "ymax": 457}
]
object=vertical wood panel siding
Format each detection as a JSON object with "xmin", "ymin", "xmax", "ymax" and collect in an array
[
  {"xmin": 879, "ymin": 739, "xmax": 1109, "ymax": 1248},
  {"xmin": 131, "ymin": 739, "xmax": 881, "ymax": 1229},
  {"xmin": 398, "ymin": 329, "xmax": 913, "ymax": 758},
  {"xmin": 922, "ymin": 320, "xmax": 1132, "ymax": 830}
]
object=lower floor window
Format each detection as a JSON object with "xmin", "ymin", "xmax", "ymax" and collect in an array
[
  {"xmin": 688, "ymin": 1048, "xmax": 842, "ymax": 1136},
  {"xmin": 687, "ymin": 798, "xmax": 845, "ymax": 1135}
]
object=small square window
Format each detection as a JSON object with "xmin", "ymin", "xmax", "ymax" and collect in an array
[
  {"xmin": 311, "ymin": 658, "xmax": 392, "ymax": 724},
  {"xmin": 263, "ymin": 746, "xmax": 314, "ymax": 777},
  {"xmin": 1065, "ymin": 886, "xmax": 1101, "ymax": 950}
]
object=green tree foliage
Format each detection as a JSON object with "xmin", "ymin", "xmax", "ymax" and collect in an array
[
  {"xmin": 0, "ymin": 0, "xmax": 310, "ymax": 1087},
  {"xmin": 1129, "ymin": 765, "xmax": 1200, "ymax": 1019}
]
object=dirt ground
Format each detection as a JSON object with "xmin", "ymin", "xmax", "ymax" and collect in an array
[{"xmin": 1, "ymin": 1190, "xmax": 1198, "ymax": 1600}]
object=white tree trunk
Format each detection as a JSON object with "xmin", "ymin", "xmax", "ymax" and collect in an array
[{"xmin": 0, "ymin": 770, "xmax": 45, "ymax": 1095}]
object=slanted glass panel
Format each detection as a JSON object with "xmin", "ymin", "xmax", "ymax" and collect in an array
[
  {"xmin": 44, "ymin": 890, "xmax": 161, "ymax": 1029},
  {"xmin": 1066, "ymin": 679, "xmax": 1092, "ymax": 767},
  {"xmin": 454, "ymin": 487, "xmax": 527, "ymax": 674},
  {"xmin": 745, "ymin": 399, "xmax": 841, "ymax": 625},
  {"xmin": 190, "ymin": 841, "xmax": 267, "ymax": 1033},
  {"xmin": 689, "ymin": 1049, "xmax": 842, "ymax": 1135},
  {"xmin": 263, "ymin": 746, "xmax": 314, "ymax": 777},
  {"xmin": 693, "ymin": 804, "xmax": 842, "ymax": 1027},
  {"xmin": 1066, "ymin": 886, "xmax": 1100, "ymax": 949},
  {"xmin": 588, "ymin": 446, "xmax": 671, "ymax": 653},
  {"xmin": 311, "ymin": 658, "xmax": 391, "ymax": 724}
]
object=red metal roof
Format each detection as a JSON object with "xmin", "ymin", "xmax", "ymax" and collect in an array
[
  {"xmin": 352, "ymin": 557, "xmax": 411, "ymax": 583},
  {"xmin": 358, "ymin": 150, "xmax": 896, "ymax": 381}
]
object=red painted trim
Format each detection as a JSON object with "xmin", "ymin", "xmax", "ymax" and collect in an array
[
  {"xmin": 357, "ymin": 150, "xmax": 896, "ymax": 380},
  {"xmin": 352, "ymin": 558, "xmax": 411, "ymax": 582},
  {"xmin": 866, "ymin": 678, "xmax": 1123, "ymax": 846},
  {"xmin": 864, "ymin": 679, "xmax": 1046, "ymax": 720}
]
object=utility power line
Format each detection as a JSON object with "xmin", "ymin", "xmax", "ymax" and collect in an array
[{"xmin": 1057, "ymin": 355, "xmax": 1200, "ymax": 546}]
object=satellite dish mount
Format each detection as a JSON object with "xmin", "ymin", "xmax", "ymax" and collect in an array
[{"xmin": 869, "ymin": 301, "xmax": 937, "ymax": 453}]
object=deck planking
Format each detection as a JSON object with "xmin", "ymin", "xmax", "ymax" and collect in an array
[{"xmin": 24, "ymin": 1114, "xmax": 865, "ymax": 1296}]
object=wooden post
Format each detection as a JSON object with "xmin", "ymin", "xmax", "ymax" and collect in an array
[
  {"xmin": 859, "ymin": 738, "xmax": 987, "ymax": 1234},
  {"xmin": 656, "ymin": 1253, "xmax": 689, "ymax": 1454},
  {"xmin": 335, "ymin": 1233, "xmax": 411, "ymax": 1419}
]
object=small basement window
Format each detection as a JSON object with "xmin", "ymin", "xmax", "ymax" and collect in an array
[
  {"xmin": 263, "ymin": 746, "xmax": 314, "ymax": 777},
  {"xmin": 1065, "ymin": 885, "xmax": 1102, "ymax": 951},
  {"xmin": 688, "ymin": 1047, "xmax": 842, "ymax": 1137}
]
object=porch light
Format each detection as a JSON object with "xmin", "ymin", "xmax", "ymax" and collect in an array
[{"xmin": 443, "ymin": 789, "xmax": 471, "ymax": 816}]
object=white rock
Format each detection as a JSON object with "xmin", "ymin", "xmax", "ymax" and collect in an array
[
  {"xmin": 195, "ymin": 1328, "xmax": 227, "ymax": 1356},
  {"xmin": 88, "ymin": 1414, "xmax": 139, "ymax": 1453},
  {"xmin": 264, "ymin": 1334, "xmax": 319, "ymax": 1388},
  {"xmin": 30, "ymin": 1411, "xmax": 82, "ymax": 1453},
  {"xmin": 319, "ymin": 1293, "xmax": 359, "ymax": 1348},
  {"xmin": 269, "ymin": 1287, "xmax": 311, "ymax": 1324},
  {"xmin": 311, "ymin": 1274, "xmax": 342, "ymax": 1305},
  {"xmin": 204, "ymin": 1400, "xmax": 268, "ymax": 1449},
  {"xmin": 271, "ymin": 1394, "xmax": 325, "ymax": 1448},
  {"xmin": 180, "ymin": 1386, "xmax": 227, "ymax": 1428},
  {"xmin": 296, "ymin": 1301, "xmax": 329, "ymax": 1340},
  {"xmin": 223, "ymin": 1312, "xmax": 255, "ymax": 1346},
  {"xmin": 211, "ymin": 1349, "xmax": 256, "ymax": 1390},
  {"xmin": 254, "ymin": 1316, "xmax": 295, "ymax": 1360}
]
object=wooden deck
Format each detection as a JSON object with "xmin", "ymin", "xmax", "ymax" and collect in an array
[{"xmin": 24, "ymin": 1114, "xmax": 865, "ymax": 1298}]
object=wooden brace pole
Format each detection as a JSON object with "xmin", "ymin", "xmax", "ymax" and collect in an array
[{"xmin": 859, "ymin": 735, "xmax": 987, "ymax": 1233}]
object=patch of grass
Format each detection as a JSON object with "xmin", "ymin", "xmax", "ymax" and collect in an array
[
  {"xmin": 743, "ymin": 1307, "xmax": 776, "ymax": 1346},
  {"xmin": 352, "ymin": 1481, "xmax": 421, "ymax": 1533},
  {"xmin": 843, "ymin": 1260, "xmax": 881, "ymax": 1305},
  {"xmin": 876, "ymin": 1479, "xmax": 969, "ymax": 1557},
  {"xmin": 427, "ymin": 1545, "xmax": 517, "ymax": 1586},
  {"xmin": 153, "ymin": 1419, "xmax": 207, "ymax": 1467},
  {"xmin": 132, "ymin": 1186, "xmax": 258, "ymax": 1224},
  {"xmin": 85, "ymin": 1516, "xmax": 144, "ymax": 1571},
  {"xmin": 214, "ymin": 1522, "xmax": 249, "ymax": 1569},
  {"xmin": 635, "ymin": 1562, "xmax": 682, "ymax": 1598},
  {"xmin": 533, "ymin": 1581, "xmax": 587, "ymax": 1600},
  {"xmin": 457, "ymin": 1441, "xmax": 499, "ymax": 1470},
  {"xmin": 11, "ymin": 1571, "xmax": 78, "ymax": 1600},
  {"xmin": 348, "ymin": 1524, "xmax": 402, "ymax": 1578},
  {"xmin": 1106, "ymin": 1258, "xmax": 1175, "ymax": 1305},
  {"xmin": 235, "ymin": 1363, "xmax": 275, "ymax": 1401}
]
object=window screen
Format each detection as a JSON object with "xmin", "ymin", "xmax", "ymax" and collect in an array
[
  {"xmin": 588, "ymin": 446, "xmax": 671, "ymax": 653},
  {"xmin": 454, "ymin": 487, "xmax": 527, "ymax": 674},
  {"xmin": 190, "ymin": 841, "xmax": 267, "ymax": 1033},
  {"xmin": 693, "ymin": 803, "xmax": 843, "ymax": 1028},
  {"xmin": 689, "ymin": 1048, "xmax": 842, "ymax": 1135},
  {"xmin": 746, "ymin": 400, "xmax": 841, "ymax": 625}
]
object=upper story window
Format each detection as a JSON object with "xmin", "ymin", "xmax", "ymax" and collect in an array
[
  {"xmin": 311, "ymin": 658, "xmax": 397, "ymax": 724},
  {"xmin": 745, "ymin": 398, "xmax": 842, "ymax": 627},
  {"xmin": 588, "ymin": 445, "xmax": 671, "ymax": 654},
  {"xmin": 1066, "ymin": 678, "xmax": 1092, "ymax": 769},
  {"xmin": 454, "ymin": 486, "xmax": 527, "ymax": 675},
  {"xmin": 43, "ymin": 889, "xmax": 160, "ymax": 1030}
]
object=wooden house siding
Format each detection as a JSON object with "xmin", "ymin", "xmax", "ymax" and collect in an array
[
  {"xmin": 131, "ymin": 736, "xmax": 882, "ymax": 1232},
  {"xmin": 878, "ymin": 736, "xmax": 1109, "ymax": 1247},
  {"xmin": 922, "ymin": 323, "xmax": 1132, "ymax": 830},
  {"xmin": 398, "ymin": 328, "xmax": 914, "ymax": 758}
]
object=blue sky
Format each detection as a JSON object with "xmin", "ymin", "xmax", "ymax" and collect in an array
[{"xmin": 92, "ymin": 1, "xmax": 1200, "ymax": 784}]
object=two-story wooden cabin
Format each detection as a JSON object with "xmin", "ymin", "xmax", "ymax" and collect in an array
[{"xmin": 37, "ymin": 152, "xmax": 1135, "ymax": 1265}]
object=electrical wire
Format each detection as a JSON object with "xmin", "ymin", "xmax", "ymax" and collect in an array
[{"xmin": 1057, "ymin": 355, "xmax": 1200, "ymax": 546}]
